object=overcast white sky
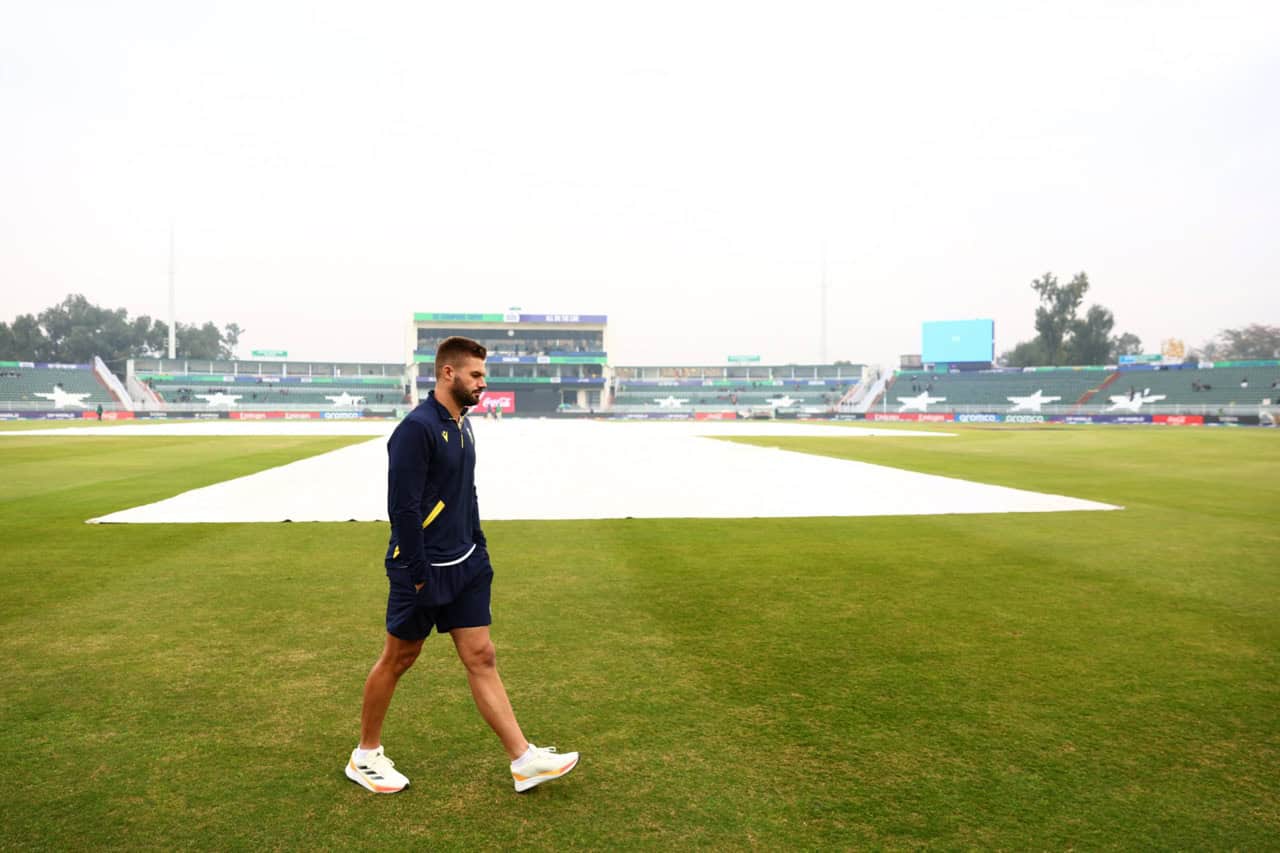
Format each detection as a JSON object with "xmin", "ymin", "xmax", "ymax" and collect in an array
[{"xmin": 2, "ymin": 0, "xmax": 1277, "ymax": 366}]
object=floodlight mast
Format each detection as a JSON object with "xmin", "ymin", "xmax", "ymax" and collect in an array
[
  {"xmin": 819, "ymin": 244, "xmax": 828, "ymax": 364},
  {"xmin": 167, "ymin": 221, "xmax": 176, "ymax": 359}
]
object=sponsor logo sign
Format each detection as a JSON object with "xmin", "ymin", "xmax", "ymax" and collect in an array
[
  {"xmin": 1205, "ymin": 414, "xmax": 1261, "ymax": 426},
  {"xmin": 866, "ymin": 412, "xmax": 955, "ymax": 422},
  {"xmin": 1005, "ymin": 414, "xmax": 1046, "ymax": 424},
  {"xmin": 0, "ymin": 412, "xmax": 20, "ymax": 420},
  {"xmin": 321, "ymin": 411, "xmax": 360, "ymax": 419},
  {"xmin": 1153, "ymin": 414, "xmax": 1204, "ymax": 426},
  {"xmin": 473, "ymin": 391, "xmax": 516, "ymax": 414},
  {"xmin": 957, "ymin": 413, "xmax": 1001, "ymax": 423},
  {"xmin": 694, "ymin": 411, "xmax": 737, "ymax": 420}
]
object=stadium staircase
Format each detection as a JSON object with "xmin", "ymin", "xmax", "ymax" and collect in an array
[
  {"xmin": 834, "ymin": 379, "xmax": 865, "ymax": 411},
  {"xmin": 128, "ymin": 373, "xmax": 165, "ymax": 410},
  {"xmin": 1073, "ymin": 370, "xmax": 1119, "ymax": 410},
  {"xmin": 93, "ymin": 357, "xmax": 133, "ymax": 410},
  {"xmin": 861, "ymin": 373, "xmax": 895, "ymax": 412}
]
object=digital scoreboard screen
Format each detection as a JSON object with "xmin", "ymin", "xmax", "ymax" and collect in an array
[{"xmin": 921, "ymin": 319, "xmax": 995, "ymax": 364}]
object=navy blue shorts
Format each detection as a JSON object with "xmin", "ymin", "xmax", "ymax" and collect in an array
[{"xmin": 385, "ymin": 547, "xmax": 493, "ymax": 641}]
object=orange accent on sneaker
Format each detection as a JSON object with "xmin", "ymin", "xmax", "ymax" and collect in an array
[{"xmin": 512, "ymin": 758, "xmax": 577, "ymax": 782}]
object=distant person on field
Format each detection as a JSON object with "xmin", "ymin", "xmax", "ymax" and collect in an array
[
  {"xmin": 346, "ymin": 336, "xmax": 577, "ymax": 795},
  {"xmin": 96, "ymin": 403, "xmax": 103, "ymax": 421}
]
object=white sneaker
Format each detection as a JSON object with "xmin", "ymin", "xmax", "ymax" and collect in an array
[
  {"xmin": 345, "ymin": 746, "xmax": 410, "ymax": 793},
  {"xmin": 511, "ymin": 744, "xmax": 579, "ymax": 793}
]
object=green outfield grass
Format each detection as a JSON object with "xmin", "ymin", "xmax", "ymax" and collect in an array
[{"xmin": 0, "ymin": 426, "xmax": 1277, "ymax": 849}]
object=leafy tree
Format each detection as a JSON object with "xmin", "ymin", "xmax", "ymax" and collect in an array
[
  {"xmin": 1066, "ymin": 304, "xmax": 1115, "ymax": 365},
  {"xmin": 1031, "ymin": 272, "xmax": 1089, "ymax": 365},
  {"xmin": 1002, "ymin": 271, "xmax": 1142, "ymax": 366},
  {"xmin": 156, "ymin": 320, "xmax": 243, "ymax": 360},
  {"xmin": 1001, "ymin": 338, "xmax": 1048, "ymax": 368},
  {"xmin": 0, "ymin": 314, "xmax": 52, "ymax": 361},
  {"xmin": 1212, "ymin": 324, "xmax": 1280, "ymax": 360},
  {"xmin": 0, "ymin": 294, "xmax": 241, "ymax": 362},
  {"xmin": 1111, "ymin": 332, "xmax": 1143, "ymax": 358}
]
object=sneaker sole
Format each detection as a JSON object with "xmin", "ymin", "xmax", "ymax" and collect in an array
[
  {"xmin": 345, "ymin": 761, "xmax": 408, "ymax": 794},
  {"xmin": 513, "ymin": 754, "xmax": 580, "ymax": 793}
]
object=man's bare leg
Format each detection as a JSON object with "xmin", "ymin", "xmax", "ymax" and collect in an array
[
  {"xmin": 450, "ymin": 626, "xmax": 529, "ymax": 760},
  {"xmin": 359, "ymin": 632, "xmax": 425, "ymax": 749}
]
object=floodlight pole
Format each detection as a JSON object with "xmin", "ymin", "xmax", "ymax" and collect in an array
[
  {"xmin": 167, "ymin": 221, "xmax": 176, "ymax": 359},
  {"xmin": 819, "ymin": 244, "xmax": 828, "ymax": 364}
]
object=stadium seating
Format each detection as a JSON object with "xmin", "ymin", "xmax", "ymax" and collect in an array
[
  {"xmin": 0, "ymin": 363, "xmax": 115, "ymax": 409},
  {"xmin": 1111, "ymin": 367, "xmax": 1279, "ymax": 408},
  {"xmin": 143, "ymin": 378, "xmax": 403, "ymax": 408},
  {"xmin": 610, "ymin": 376, "xmax": 852, "ymax": 415},
  {"xmin": 888, "ymin": 364, "xmax": 1280, "ymax": 413},
  {"xmin": 130, "ymin": 358, "xmax": 408, "ymax": 410},
  {"xmin": 891, "ymin": 369, "xmax": 1111, "ymax": 409}
]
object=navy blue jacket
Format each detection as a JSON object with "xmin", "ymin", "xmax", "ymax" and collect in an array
[{"xmin": 384, "ymin": 392, "xmax": 486, "ymax": 584}]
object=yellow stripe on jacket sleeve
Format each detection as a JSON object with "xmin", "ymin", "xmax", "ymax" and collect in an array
[{"xmin": 422, "ymin": 499, "xmax": 445, "ymax": 529}]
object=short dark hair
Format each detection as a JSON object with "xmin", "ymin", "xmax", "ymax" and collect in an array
[{"xmin": 435, "ymin": 336, "xmax": 487, "ymax": 378}]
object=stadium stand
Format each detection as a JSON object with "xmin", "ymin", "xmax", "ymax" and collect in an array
[
  {"xmin": 1112, "ymin": 366, "xmax": 1279, "ymax": 409},
  {"xmin": 885, "ymin": 362, "xmax": 1280, "ymax": 415},
  {"xmin": 892, "ymin": 368, "xmax": 1111, "ymax": 411},
  {"xmin": 0, "ymin": 362, "xmax": 118, "ymax": 411},
  {"xmin": 128, "ymin": 358, "xmax": 407, "ymax": 412},
  {"xmin": 610, "ymin": 364, "xmax": 863, "ymax": 416},
  {"xmin": 411, "ymin": 314, "xmax": 610, "ymax": 414}
]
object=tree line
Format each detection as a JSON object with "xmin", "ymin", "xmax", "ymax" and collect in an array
[
  {"xmin": 0, "ymin": 294, "xmax": 242, "ymax": 366},
  {"xmin": 1001, "ymin": 272, "xmax": 1277, "ymax": 366},
  {"xmin": 1, "ymin": 290, "xmax": 1273, "ymax": 369}
]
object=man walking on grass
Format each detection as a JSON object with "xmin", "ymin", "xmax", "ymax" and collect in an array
[{"xmin": 346, "ymin": 335, "xmax": 578, "ymax": 794}]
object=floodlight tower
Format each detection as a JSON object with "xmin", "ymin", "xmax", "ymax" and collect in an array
[
  {"xmin": 819, "ymin": 244, "xmax": 828, "ymax": 364},
  {"xmin": 167, "ymin": 221, "xmax": 176, "ymax": 359}
]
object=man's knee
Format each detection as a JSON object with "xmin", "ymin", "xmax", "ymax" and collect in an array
[
  {"xmin": 391, "ymin": 648, "xmax": 420, "ymax": 677},
  {"xmin": 379, "ymin": 638, "xmax": 423, "ymax": 678},
  {"xmin": 460, "ymin": 639, "xmax": 497, "ymax": 674}
]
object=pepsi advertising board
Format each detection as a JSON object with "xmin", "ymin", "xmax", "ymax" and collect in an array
[{"xmin": 922, "ymin": 319, "xmax": 995, "ymax": 364}]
